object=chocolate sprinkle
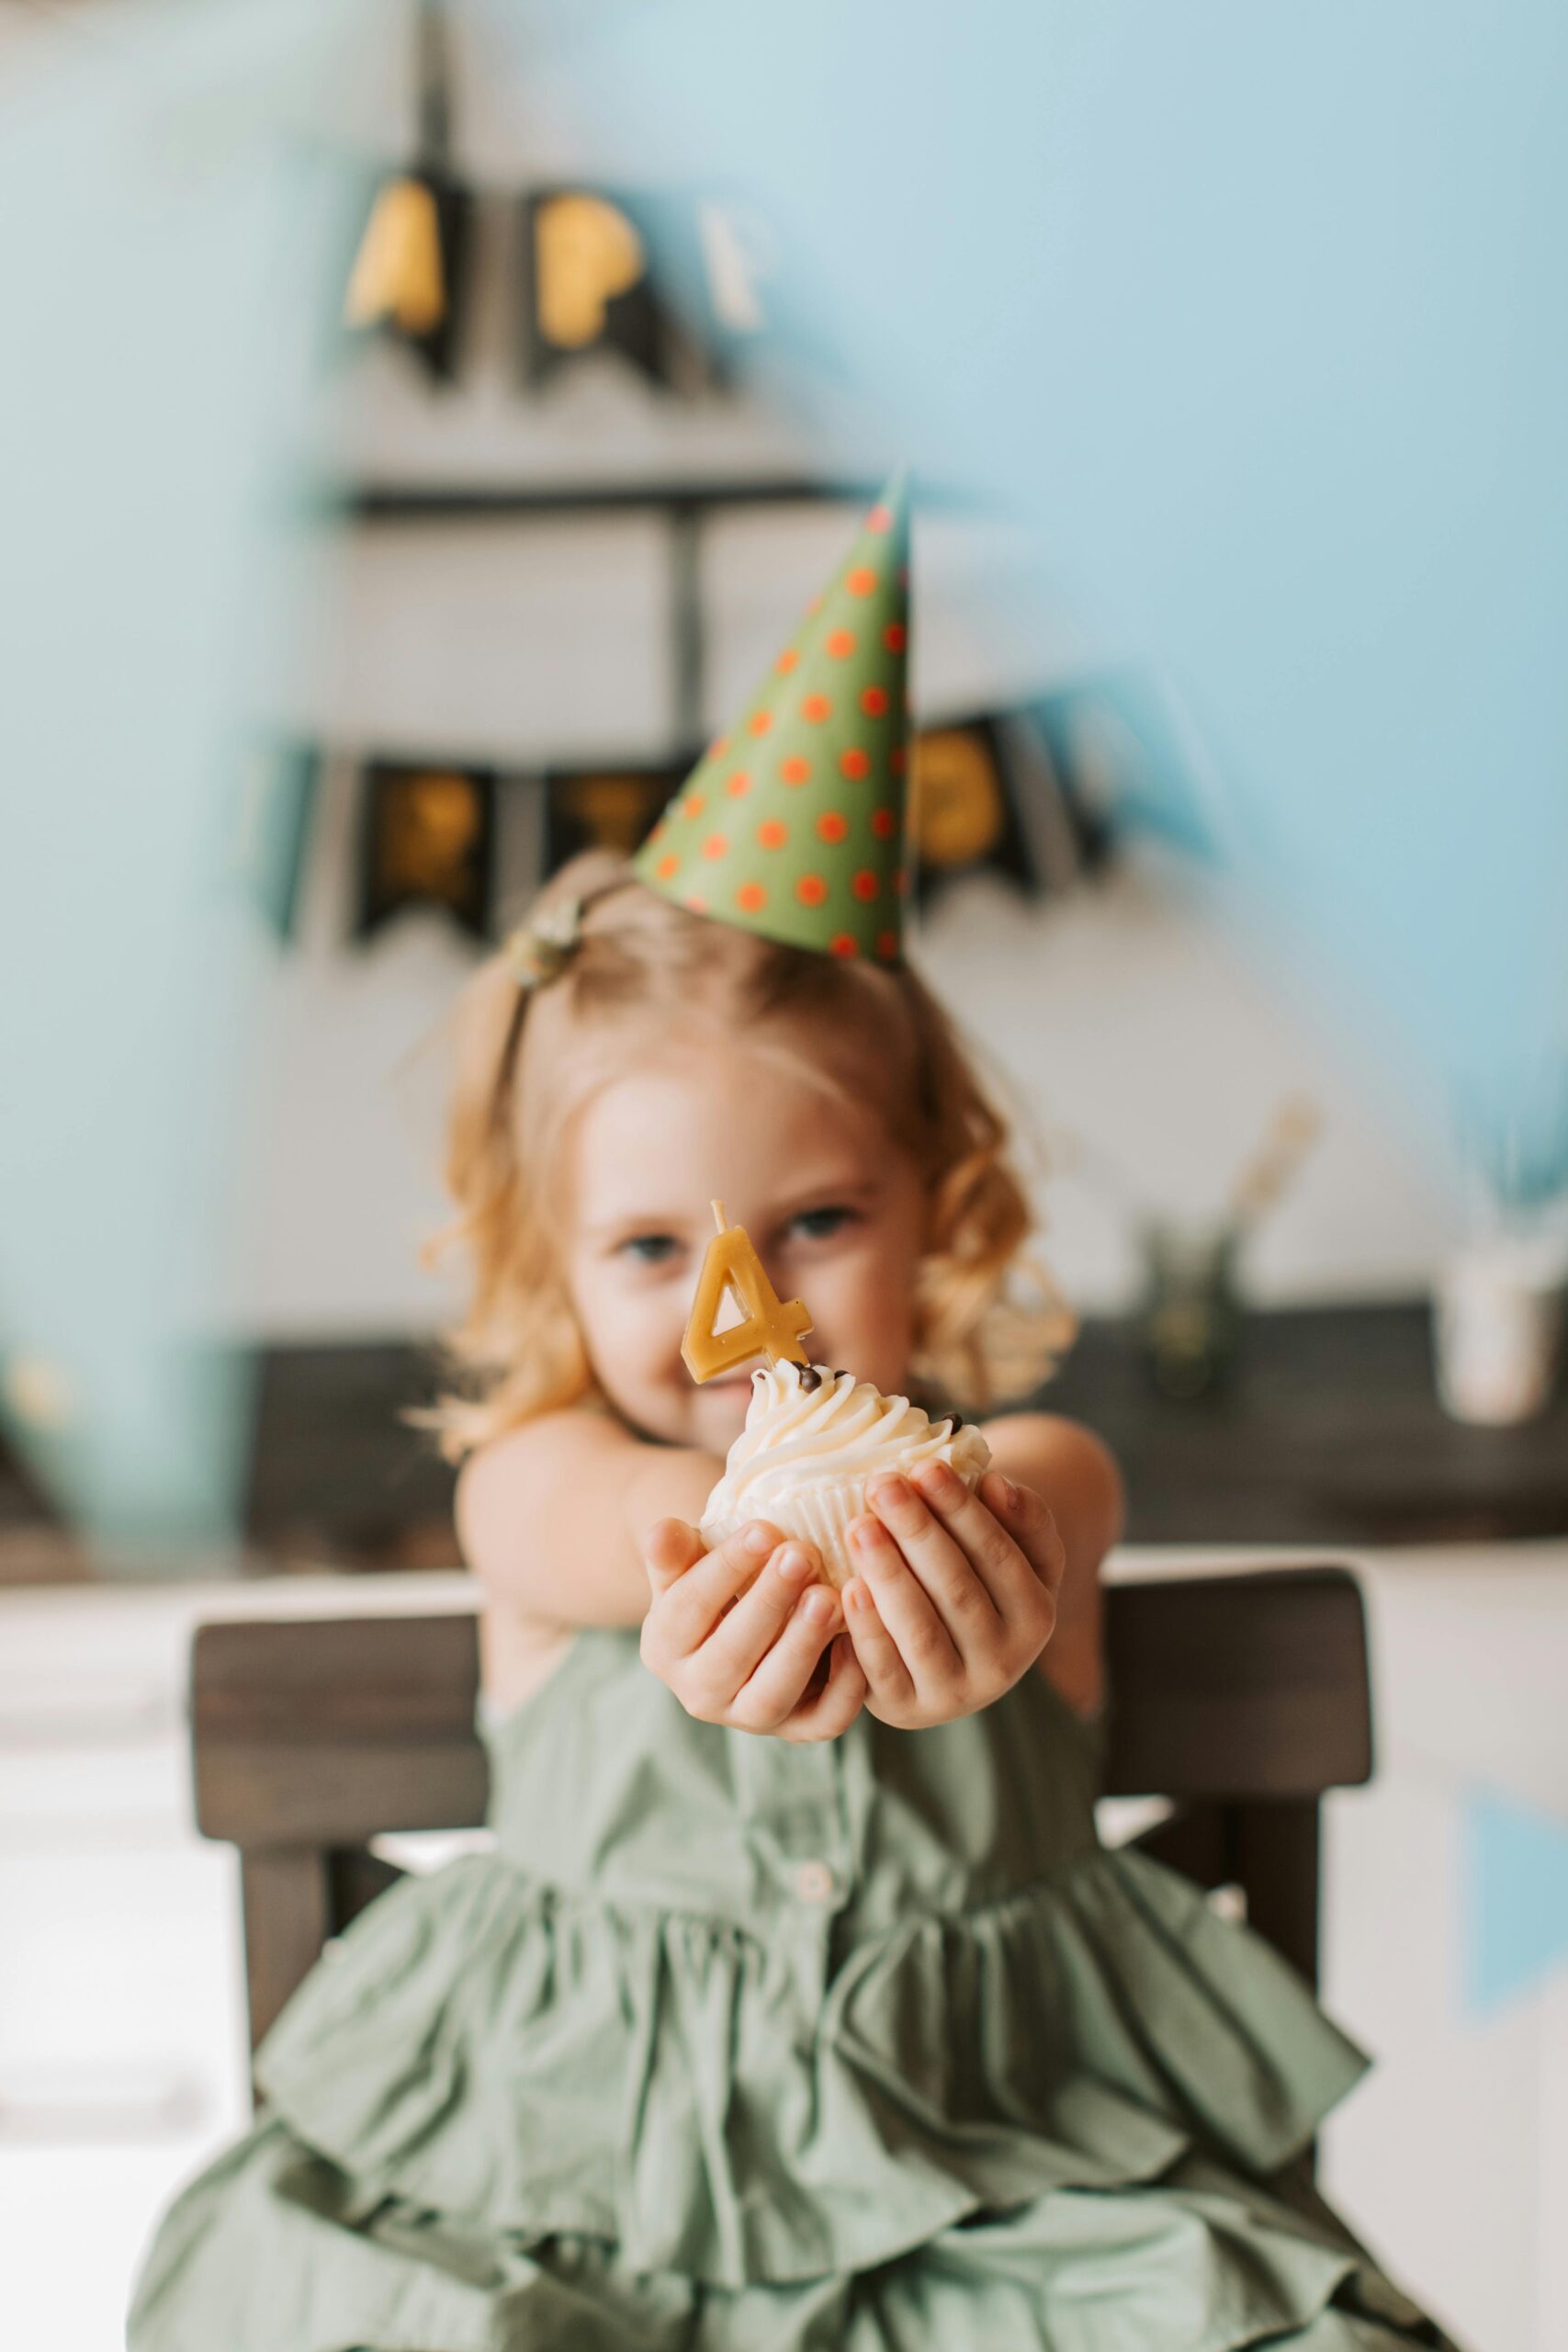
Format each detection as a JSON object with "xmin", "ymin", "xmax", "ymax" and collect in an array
[{"xmin": 795, "ymin": 1364, "xmax": 822, "ymax": 1393}]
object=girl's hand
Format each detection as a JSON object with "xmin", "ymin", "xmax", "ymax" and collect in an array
[
  {"xmin": 840, "ymin": 1465, "xmax": 1065, "ymax": 1728},
  {"xmin": 640, "ymin": 1517, "xmax": 868, "ymax": 1741}
]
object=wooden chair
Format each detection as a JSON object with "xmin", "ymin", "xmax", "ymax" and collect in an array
[{"xmin": 191, "ymin": 1565, "xmax": 1372, "ymax": 2055}]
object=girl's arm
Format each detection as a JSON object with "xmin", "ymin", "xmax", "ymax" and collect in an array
[
  {"xmin": 456, "ymin": 1409, "xmax": 727, "ymax": 1629},
  {"xmin": 980, "ymin": 1413, "xmax": 1124, "ymax": 1718}
]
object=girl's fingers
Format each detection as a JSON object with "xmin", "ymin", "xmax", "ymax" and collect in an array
[
  {"xmin": 844, "ymin": 1509, "xmax": 963, "ymax": 1680},
  {"xmin": 730, "ymin": 1583, "xmax": 845, "ymax": 1729},
  {"xmin": 642, "ymin": 1516, "xmax": 705, "ymax": 1600},
  {"xmin": 779, "ymin": 1633, "xmax": 867, "ymax": 1742},
  {"xmin": 696, "ymin": 1540, "xmax": 822, "ymax": 1693},
  {"xmin": 840, "ymin": 1575, "xmax": 917, "ymax": 1711},
  {"xmin": 861, "ymin": 1476, "xmax": 1000, "ymax": 1652},
  {"xmin": 642, "ymin": 1518, "xmax": 784, "ymax": 1652},
  {"xmin": 990, "ymin": 1472, "xmax": 1068, "ymax": 1601},
  {"xmin": 907, "ymin": 1462, "xmax": 1049, "ymax": 1617}
]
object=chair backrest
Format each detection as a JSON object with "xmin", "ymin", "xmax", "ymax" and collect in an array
[{"xmin": 192, "ymin": 1564, "xmax": 1371, "ymax": 2051}]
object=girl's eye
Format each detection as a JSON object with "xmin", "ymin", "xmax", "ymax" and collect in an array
[
  {"xmin": 786, "ymin": 1205, "xmax": 857, "ymax": 1242},
  {"xmin": 617, "ymin": 1233, "xmax": 682, "ymax": 1267}
]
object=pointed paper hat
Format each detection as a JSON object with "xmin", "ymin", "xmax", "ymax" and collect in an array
[{"xmin": 633, "ymin": 477, "xmax": 910, "ymax": 962}]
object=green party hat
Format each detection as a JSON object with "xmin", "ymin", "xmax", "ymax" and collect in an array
[{"xmin": 634, "ymin": 476, "xmax": 911, "ymax": 962}]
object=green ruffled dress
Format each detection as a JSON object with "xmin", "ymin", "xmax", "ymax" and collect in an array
[{"xmin": 130, "ymin": 1625, "xmax": 1455, "ymax": 2351}]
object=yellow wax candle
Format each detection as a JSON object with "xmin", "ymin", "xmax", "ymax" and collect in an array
[{"xmin": 682, "ymin": 1199, "xmax": 814, "ymax": 1384}]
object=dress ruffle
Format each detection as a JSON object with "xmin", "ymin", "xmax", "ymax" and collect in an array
[
  {"xmin": 254, "ymin": 1843, "xmax": 1371, "ymax": 2296},
  {"xmin": 130, "ymin": 2117, "xmax": 1449, "ymax": 2352}
]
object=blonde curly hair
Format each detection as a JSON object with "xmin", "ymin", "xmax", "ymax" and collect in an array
[{"xmin": 423, "ymin": 849, "xmax": 1075, "ymax": 1459}]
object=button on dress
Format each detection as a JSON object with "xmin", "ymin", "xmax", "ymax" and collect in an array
[{"xmin": 130, "ymin": 1626, "xmax": 1458, "ymax": 2350}]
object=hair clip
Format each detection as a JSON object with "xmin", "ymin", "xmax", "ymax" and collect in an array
[{"xmin": 502, "ymin": 896, "xmax": 584, "ymax": 991}]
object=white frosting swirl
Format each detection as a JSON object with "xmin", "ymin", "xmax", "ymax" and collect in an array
[{"xmin": 699, "ymin": 1360, "xmax": 991, "ymax": 1568}]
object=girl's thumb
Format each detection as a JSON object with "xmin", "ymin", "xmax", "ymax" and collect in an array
[{"xmin": 643, "ymin": 1515, "xmax": 705, "ymax": 1596}]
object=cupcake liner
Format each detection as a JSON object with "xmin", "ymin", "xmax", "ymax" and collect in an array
[
  {"xmin": 702, "ymin": 1455, "xmax": 987, "ymax": 1592},
  {"xmin": 700, "ymin": 1481, "xmax": 861, "ymax": 1590},
  {"xmin": 766, "ymin": 1477, "xmax": 871, "ymax": 1591}
]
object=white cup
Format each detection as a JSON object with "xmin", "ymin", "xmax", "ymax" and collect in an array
[{"xmin": 1432, "ymin": 1235, "xmax": 1566, "ymax": 1425}]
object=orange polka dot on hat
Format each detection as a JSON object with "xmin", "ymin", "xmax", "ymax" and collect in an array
[{"xmin": 632, "ymin": 473, "xmax": 911, "ymax": 962}]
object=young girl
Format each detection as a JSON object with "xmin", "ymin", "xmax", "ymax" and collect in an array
[{"xmin": 131, "ymin": 494, "xmax": 1454, "ymax": 2352}]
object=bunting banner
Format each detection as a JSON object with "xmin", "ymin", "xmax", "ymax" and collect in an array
[
  {"xmin": 231, "ymin": 740, "xmax": 319, "ymax": 941},
  {"xmin": 543, "ymin": 766, "xmax": 679, "ymax": 872},
  {"xmin": 344, "ymin": 167, "xmax": 474, "ymax": 381},
  {"xmin": 341, "ymin": 2, "xmax": 473, "ymax": 382},
  {"xmin": 356, "ymin": 761, "xmax": 495, "ymax": 940},
  {"xmin": 908, "ymin": 718, "xmax": 1036, "ymax": 910},
  {"xmin": 520, "ymin": 188, "xmax": 715, "ymax": 393},
  {"xmin": 1030, "ymin": 670, "xmax": 1218, "ymax": 865},
  {"xmin": 336, "ymin": 706, "xmax": 1130, "ymax": 952}
]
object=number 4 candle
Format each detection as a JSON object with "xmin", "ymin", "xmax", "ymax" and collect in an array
[{"xmin": 682, "ymin": 1201, "xmax": 814, "ymax": 1384}]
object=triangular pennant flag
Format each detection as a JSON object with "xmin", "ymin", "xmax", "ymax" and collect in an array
[
  {"xmin": 1462, "ymin": 1784, "xmax": 1568, "ymax": 2015},
  {"xmin": 908, "ymin": 718, "xmax": 1038, "ymax": 908}
]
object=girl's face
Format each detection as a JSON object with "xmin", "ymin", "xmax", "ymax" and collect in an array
[{"xmin": 562, "ymin": 1035, "xmax": 929, "ymax": 1455}]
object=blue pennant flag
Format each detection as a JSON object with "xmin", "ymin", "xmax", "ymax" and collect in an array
[{"xmin": 1463, "ymin": 1786, "xmax": 1568, "ymax": 2018}]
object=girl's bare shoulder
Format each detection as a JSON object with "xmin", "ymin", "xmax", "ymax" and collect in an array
[
  {"xmin": 454, "ymin": 1408, "xmax": 645, "ymax": 1604},
  {"xmin": 454, "ymin": 1407, "xmax": 724, "ymax": 1633},
  {"xmin": 457, "ymin": 1406, "xmax": 639, "ymax": 1521}
]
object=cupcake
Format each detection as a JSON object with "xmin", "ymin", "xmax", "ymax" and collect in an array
[{"xmin": 700, "ymin": 1361, "xmax": 992, "ymax": 1590}]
